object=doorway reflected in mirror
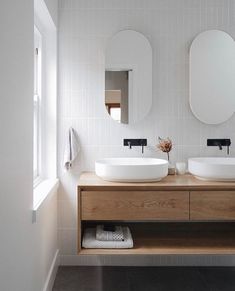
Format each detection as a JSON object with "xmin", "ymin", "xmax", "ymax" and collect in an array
[{"xmin": 105, "ymin": 71, "xmax": 130, "ymax": 124}]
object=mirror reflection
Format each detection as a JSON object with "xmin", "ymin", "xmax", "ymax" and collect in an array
[
  {"xmin": 105, "ymin": 30, "xmax": 152, "ymax": 124},
  {"xmin": 105, "ymin": 71, "xmax": 130, "ymax": 123}
]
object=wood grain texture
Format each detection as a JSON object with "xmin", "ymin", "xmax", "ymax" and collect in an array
[
  {"xmin": 77, "ymin": 173, "xmax": 235, "ymax": 255},
  {"xmin": 78, "ymin": 172, "xmax": 235, "ymax": 191},
  {"xmin": 81, "ymin": 191, "xmax": 189, "ymax": 221},
  {"xmin": 190, "ymin": 191, "xmax": 235, "ymax": 220}
]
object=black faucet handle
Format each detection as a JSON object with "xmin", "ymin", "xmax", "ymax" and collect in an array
[
  {"xmin": 140, "ymin": 139, "xmax": 147, "ymax": 146},
  {"xmin": 207, "ymin": 139, "xmax": 231, "ymax": 155}
]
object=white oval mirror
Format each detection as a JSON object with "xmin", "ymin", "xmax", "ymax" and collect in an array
[
  {"xmin": 190, "ymin": 30, "xmax": 235, "ymax": 124},
  {"xmin": 105, "ymin": 30, "xmax": 152, "ymax": 124}
]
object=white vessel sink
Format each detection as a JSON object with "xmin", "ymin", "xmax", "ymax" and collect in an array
[
  {"xmin": 188, "ymin": 157, "xmax": 235, "ymax": 181},
  {"xmin": 95, "ymin": 158, "xmax": 168, "ymax": 182}
]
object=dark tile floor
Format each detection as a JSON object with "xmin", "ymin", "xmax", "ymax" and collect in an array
[{"xmin": 52, "ymin": 266, "xmax": 235, "ymax": 291}]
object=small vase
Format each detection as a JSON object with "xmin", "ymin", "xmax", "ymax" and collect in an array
[{"xmin": 168, "ymin": 160, "xmax": 175, "ymax": 175}]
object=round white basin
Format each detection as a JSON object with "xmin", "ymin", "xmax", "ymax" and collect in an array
[
  {"xmin": 188, "ymin": 157, "xmax": 235, "ymax": 181},
  {"xmin": 95, "ymin": 158, "xmax": 168, "ymax": 182}
]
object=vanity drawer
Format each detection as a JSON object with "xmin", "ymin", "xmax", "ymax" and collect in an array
[
  {"xmin": 81, "ymin": 191, "xmax": 189, "ymax": 221},
  {"xmin": 190, "ymin": 191, "xmax": 235, "ymax": 220}
]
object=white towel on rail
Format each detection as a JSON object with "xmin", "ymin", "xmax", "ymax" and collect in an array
[
  {"xmin": 63, "ymin": 127, "xmax": 80, "ymax": 170},
  {"xmin": 82, "ymin": 227, "xmax": 133, "ymax": 249}
]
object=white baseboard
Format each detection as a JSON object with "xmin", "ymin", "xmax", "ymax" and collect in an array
[{"xmin": 43, "ymin": 249, "xmax": 60, "ymax": 291}]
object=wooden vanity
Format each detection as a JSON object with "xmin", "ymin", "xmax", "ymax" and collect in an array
[{"xmin": 78, "ymin": 172, "xmax": 235, "ymax": 255}]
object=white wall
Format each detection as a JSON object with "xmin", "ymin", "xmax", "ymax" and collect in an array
[
  {"xmin": 0, "ymin": 1, "xmax": 58, "ymax": 290},
  {"xmin": 58, "ymin": 0, "xmax": 235, "ymax": 265},
  {"xmin": 44, "ymin": 0, "xmax": 58, "ymax": 26},
  {"xmin": 33, "ymin": 189, "xmax": 59, "ymax": 291}
]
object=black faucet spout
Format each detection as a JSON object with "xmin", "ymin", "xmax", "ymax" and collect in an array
[
  {"xmin": 124, "ymin": 139, "xmax": 147, "ymax": 154},
  {"xmin": 207, "ymin": 139, "xmax": 231, "ymax": 155}
]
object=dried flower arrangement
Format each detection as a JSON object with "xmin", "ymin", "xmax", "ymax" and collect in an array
[{"xmin": 157, "ymin": 137, "xmax": 172, "ymax": 161}]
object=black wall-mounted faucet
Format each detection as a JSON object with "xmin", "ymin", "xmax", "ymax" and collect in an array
[
  {"xmin": 207, "ymin": 139, "xmax": 231, "ymax": 155},
  {"xmin": 124, "ymin": 139, "xmax": 147, "ymax": 154}
]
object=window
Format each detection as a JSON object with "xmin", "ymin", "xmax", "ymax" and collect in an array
[
  {"xmin": 33, "ymin": 0, "xmax": 57, "ymax": 211},
  {"xmin": 34, "ymin": 26, "xmax": 42, "ymax": 186}
]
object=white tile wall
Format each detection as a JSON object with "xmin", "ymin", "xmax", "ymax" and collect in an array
[{"xmin": 58, "ymin": 0, "xmax": 235, "ymax": 265}]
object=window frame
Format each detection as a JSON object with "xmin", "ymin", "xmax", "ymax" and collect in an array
[{"xmin": 33, "ymin": 26, "xmax": 42, "ymax": 187}]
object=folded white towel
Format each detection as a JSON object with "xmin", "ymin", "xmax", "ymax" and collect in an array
[
  {"xmin": 63, "ymin": 127, "xmax": 80, "ymax": 170},
  {"xmin": 96, "ymin": 225, "xmax": 124, "ymax": 241},
  {"xmin": 82, "ymin": 227, "xmax": 133, "ymax": 249}
]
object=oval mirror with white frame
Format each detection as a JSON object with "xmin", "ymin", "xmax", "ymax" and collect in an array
[
  {"xmin": 105, "ymin": 30, "xmax": 152, "ymax": 124},
  {"xmin": 190, "ymin": 30, "xmax": 235, "ymax": 124}
]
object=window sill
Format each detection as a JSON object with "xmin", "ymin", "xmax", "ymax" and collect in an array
[
  {"xmin": 33, "ymin": 175, "xmax": 43, "ymax": 189},
  {"xmin": 33, "ymin": 178, "xmax": 59, "ymax": 222}
]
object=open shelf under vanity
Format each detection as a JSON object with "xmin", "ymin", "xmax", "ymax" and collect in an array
[
  {"xmin": 78, "ymin": 172, "xmax": 235, "ymax": 256},
  {"xmin": 79, "ymin": 221, "xmax": 235, "ymax": 255}
]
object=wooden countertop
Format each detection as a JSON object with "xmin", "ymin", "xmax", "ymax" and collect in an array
[{"xmin": 78, "ymin": 172, "xmax": 235, "ymax": 191}]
